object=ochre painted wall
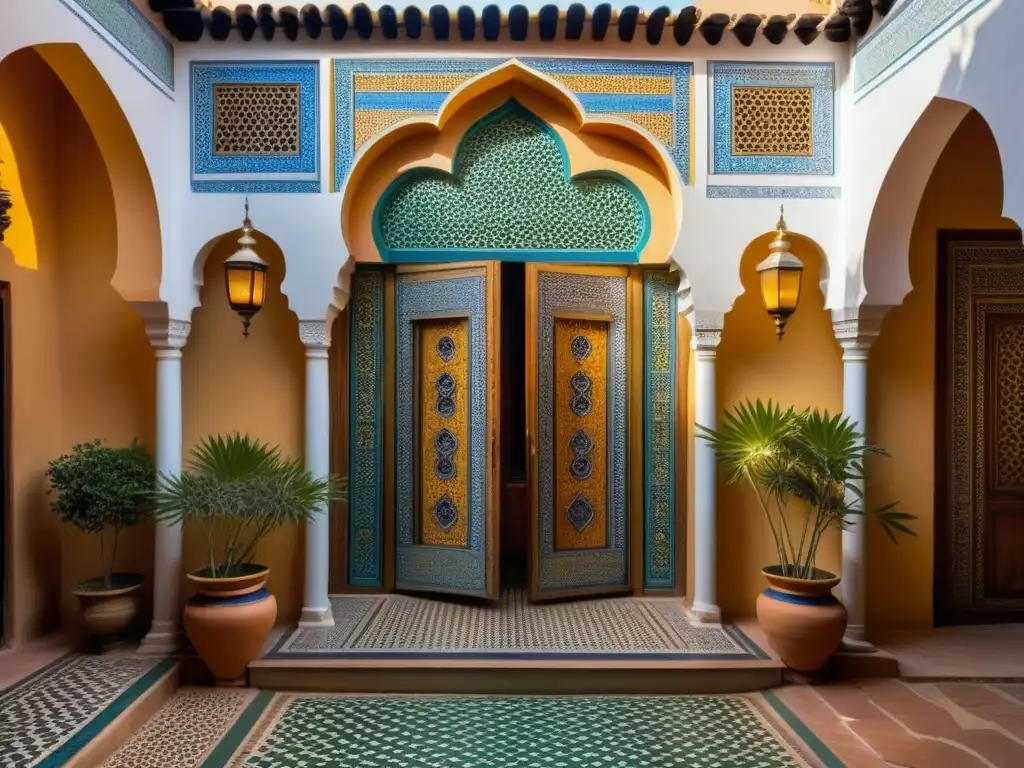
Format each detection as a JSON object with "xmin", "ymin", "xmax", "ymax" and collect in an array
[
  {"xmin": 0, "ymin": 50, "xmax": 156, "ymax": 645},
  {"xmin": 181, "ymin": 231, "xmax": 306, "ymax": 621},
  {"xmin": 714, "ymin": 234, "xmax": 843, "ymax": 619},
  {"xmin": 866, "ymin": 110, "xmax": 1018, "ymax": 631}
]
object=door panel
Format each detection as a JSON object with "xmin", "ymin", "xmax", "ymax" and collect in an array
[
  {"xmin": 527, "ymin": 265, "xmax": 632, "ymax": 601},
  {"xmin": 985, "ymin": 314, "xmax": 1024, "ymax": 599},
  {"xmin": 394, "ymin": 263, "xmax": 500, "ymax": 599}
]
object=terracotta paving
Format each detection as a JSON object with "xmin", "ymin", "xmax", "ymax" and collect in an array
[{"xmin": 779, "ymin": 680, "xmax": 1024, "ymax": 767}]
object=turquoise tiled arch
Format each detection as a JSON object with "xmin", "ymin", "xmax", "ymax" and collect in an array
[{"xmin": 371, "ymin": 100, "xmax": 652, "ymax": 263}]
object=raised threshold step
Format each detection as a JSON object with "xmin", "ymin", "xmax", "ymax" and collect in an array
[{"xmin": 248, "ymin": 656, "xmax": 785, "ymax": 694}]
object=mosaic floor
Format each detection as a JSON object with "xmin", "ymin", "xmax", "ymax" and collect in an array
[
  {"xmin": 0, "ymin": 651, "xmax": 174, "ymax": 768},
  {"xmin": 104, "ymin": 690, "xmax": 830, "ymax": 768},
  {"xmin": 268, "ymin": 588, "xmax": 765, "ymax": 659}
]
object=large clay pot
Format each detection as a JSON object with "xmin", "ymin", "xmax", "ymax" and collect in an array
[
  {"xmin": 183, "ymin": 564, "xmax": 277, "ymax": 683},
  {"xmin": 755, "ymin": 566, "xmax": 847, "ymax": 672},
  {"xmin": 73, "ymin": 573, "xmax": 144, "ymax": 639}
]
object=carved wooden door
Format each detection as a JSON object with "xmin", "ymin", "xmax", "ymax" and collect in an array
[
  {"xmin": 525, "ymin": 264, "xmax": 638, "ymax": 601},
  {"xmin": 393, "ymin": 263, "xmax": 501, "ymax": 599}
]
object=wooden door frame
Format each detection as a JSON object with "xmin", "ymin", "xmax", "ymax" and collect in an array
[
  {"xmin": 933, "ymin": 228, "xmax": 1024, "ymax": 625},
  {"xmin": 0, "ymin": 283, "xmax": 8, "ymax": 644}
]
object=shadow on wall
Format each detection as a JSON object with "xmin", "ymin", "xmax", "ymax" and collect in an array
[
  {"xmin": 715, "ymin": 231, "xmax": 843, "ymax": 620},
  {"xmin": 0, "ymin": 49, "xmax": 156, "ymax": 646},
  {"xmin": 182, "ymin": 227, "xmax": 306, "ymax": 621}
]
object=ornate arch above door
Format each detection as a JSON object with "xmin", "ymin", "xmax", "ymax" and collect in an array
[{"xmin": 341, "ymin": 61, "xmax": 681, "ymax": 265}]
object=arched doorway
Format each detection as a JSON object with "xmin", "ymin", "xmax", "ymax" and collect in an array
[{"xmin": 333, "ymin": 67, "xmax": 683, "ymax": 603}]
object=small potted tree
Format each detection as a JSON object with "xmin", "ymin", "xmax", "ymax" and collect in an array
[
  {"xmin": 153, "ymin": 433, "xmax": 346, "ymax": 683},
  {"xmin": 698, "ymin": 400, "xmax": 915, "ymax": 672},
  {"xmin": 47, "ymin": 439, "xmax": 155, "ymax": 641}
]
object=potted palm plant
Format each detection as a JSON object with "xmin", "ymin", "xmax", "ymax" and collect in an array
[
  {"xmin": 153, "ymin": 433, "xmax": 346, "ymax": 683},
  {"xmin": 47, "ymin": 439, "xmax": 155, "ymax": 641},
  {"xmin": 697, "ymin": 400, "xmax": 915, "ymax": 672}
]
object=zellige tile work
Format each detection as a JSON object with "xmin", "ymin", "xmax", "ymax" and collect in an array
[
  {"xmin": 333, "ymin": 58, "xmax": 693, "ymax": 191},
  {"xmin": 102, "ymin": 688, "xmax": 256, "ymax": 768},
  {"xmin": 268, "ymin": 588, "xmax": 765, "ymax": 659},
  {"xmin": 0, "ymin": 652, "xmax": 173, "ymax": 768},
  {"xmin": 224, "ymin": 693, "xmax": 824, "ymax": 768}
]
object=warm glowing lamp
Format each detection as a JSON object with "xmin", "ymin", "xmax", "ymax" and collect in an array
[
  {"xmin": 224, "ymin": 198, "xmax": 268, "ymax": 338},
  {"xmin": 756, "ymin": 205, "xmax": 804, "ymax": 340}
]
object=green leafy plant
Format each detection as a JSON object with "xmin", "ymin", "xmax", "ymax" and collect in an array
[
  {"xmin": 47, "ymin": 439, "xmax": 156, "ymax": 590},
  {"xmin": 697, "ymin": 399, "xmax": 916, "ymax": 580},
  {"xmin": 153, "ymin": 433, "xmax": 347, "ymax": 578}
]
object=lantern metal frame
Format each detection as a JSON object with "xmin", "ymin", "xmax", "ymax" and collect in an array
[
  {"xmin": 755, "ymin": 205, "xmax": 805, "ymax": 340},
  {"xmin": 223, "ymin": 198, "xmax": 269, "ymax": 337}
]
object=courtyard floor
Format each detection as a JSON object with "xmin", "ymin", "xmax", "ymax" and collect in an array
[{"xmin": 2, "ymin": 625, "xmax": 1024, "ymax": 767}]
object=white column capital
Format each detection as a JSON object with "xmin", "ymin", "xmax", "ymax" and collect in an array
[
  {"xmin": 831, "ymin": 306, "xmax": 890, "ymax": 360},
  {"xmin": 691, "ymin": 328, "xmax": 722, "ymax": 357},
  {"xmin": 146, "ymin": 319, "xmax": 191, "ymax": 354},
  {"xmin": 299, "ymin": 320, "xmax": 331, "ymax": 354}
]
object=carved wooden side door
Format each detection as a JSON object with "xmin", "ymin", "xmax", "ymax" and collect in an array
[
  {"xmin": 393, "ymin": 263, "xmax": 501, "ymax": 599},
  {"xmin": 525, "ymin": 264, "xmax": 639, "ymax": 601}
]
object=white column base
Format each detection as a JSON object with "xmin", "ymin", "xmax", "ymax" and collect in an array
[
  {"xmin": 841, "ymin": 627, "xmax": 876, "ymax": 653},
  {"xmin": 298, "ymin": 604, "xmax": 335, "ymax": 628},
  {"xmin": 139, "ymin": 621, "xmax": 185, "ymax": 655},
  {"xmin": 691, "ymin": 601, "xmax": 722, "ymax": 625}
]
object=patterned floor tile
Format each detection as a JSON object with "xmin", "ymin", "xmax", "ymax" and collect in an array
[
  {"xmin": 0, "ymin": 652, "xmax": 169, "ymax": 768},
  {"xmin": 102, "ymin": 688, "xmax": 254, "ymax": 768},
  {"xmin": 272, "ymin": 588, "xmax": 762, "ymax": 658},
  {"xmin": 229, "ymin": 694, "xmax": 813, "ymax": 767}
]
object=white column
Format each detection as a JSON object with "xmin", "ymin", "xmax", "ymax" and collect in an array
[
  {"xmin": 833, "ymin": 309, "xmax": 884, "ymax": 646},
  {"xmin": 140, "ymin": 320, "xmax": 190, "ymax": 654},
  {"xmin": 299, "ymin": 320, "xmax": 334, "ymax": 627},
  {"xmin": 692, "ymin": 328, "xmax": 722, "ymax": 624}
]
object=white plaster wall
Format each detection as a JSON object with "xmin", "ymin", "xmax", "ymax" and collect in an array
[
  {"xmin": 174, "ymin": 37, "xmax": 846, "ymax": 325},
  {"xmin": 0, "ymin": 0, "xmax": 181, "ymax": 305},
  {"xmin": 845, "ymin": 0, "xmax": 1023, "ymax": 309}
]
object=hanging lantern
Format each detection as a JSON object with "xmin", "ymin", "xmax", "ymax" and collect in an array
[
  {"xmin": 756, "ymin": 205, "xmax": 804, "ymax": 340},
  {"xmin": 223, "ymin": 198, "xmax": 268, "ymax": 338},
  {"xmin": 0, "ymin": 159, "xmax": 12, "ymax": 243}
]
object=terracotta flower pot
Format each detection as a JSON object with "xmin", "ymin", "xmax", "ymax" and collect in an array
[
  {"xmin": 183, "ymin": 564, "xmax": 277, "ymax": 684},
  {"xmin": 72, "ymin": 573, "xmax": 144, "ymax": 639},
  {"xmin": 755, "ymin": 566, "xmax": 848, "ymax": 672}
]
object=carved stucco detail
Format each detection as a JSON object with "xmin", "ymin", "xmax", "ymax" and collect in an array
[
  {"xmin": 146, "ymin": 319, "xmax": 191, "ymax": 351},
  {"xmin": 299, "ymin": 320, "xmax": 329, "ymax": 349}
]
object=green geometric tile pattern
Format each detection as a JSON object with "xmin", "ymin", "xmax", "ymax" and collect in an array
[
  {"xmin": 376, "ymin": 101, "xmax": 647, "ymax": 256},
  {"xmin": 237, "ymin": 695, "xmax": 809, "ymax": 767}
]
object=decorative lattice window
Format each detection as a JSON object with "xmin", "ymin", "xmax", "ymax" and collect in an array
[
  {"xmin": 377, "ymin": 105, "xmax": 647, "ymax": 254},
  {"xmin": 213, "ymin": 83, "xmax": 301, "ymax": 156},
  {"xmin": 731, "ymin": 86, "xmax": 813, "ymax": 156}
]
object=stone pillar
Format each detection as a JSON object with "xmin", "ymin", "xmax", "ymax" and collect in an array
[
  {"xmin": 832, "ymin": 308, "xmax": 885, "ymax": 645},
  {"xmin": 299, "ymin": 320, "xmax": 334, "ymax": 627},
  {"xmin": 140, "ymin": 319, "xmax": 190, "ymax": 654},
  {"xmin": 692, "ymin": 326, "xmax": 722, "ymax": 624}
]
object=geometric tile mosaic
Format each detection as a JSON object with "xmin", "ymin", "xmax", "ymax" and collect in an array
[
  {"xmin": 191, "ymin": 61, "xmax": 320, "ymax": 193},
  {"xmin": 334, "ymin": 58, "xmax": 693, "ymax": 191},
  {"xmin": 58, "ymin": 0, "xmax": 173, "ymax": 92},
  {"xmin": 710, "ymin": 62, "xmax": 835, "ymax": 176},
  {"xmin": 0, "ymin": 652, "xmax": 169, "ymax": 767},
  {"xmin": 102, "ymin": 688, "xmax": 254, "ymax": 768},
  {"xmin": 228, "ymin": 693, "xmax": 815, "ymax": 767},
  {"xmin": 854, "ymin": 0, "xmax": 981, "ymax": 98},
  {"xmin": 268, "ymin": 589, "xmax": 766, "ymax": 659}
]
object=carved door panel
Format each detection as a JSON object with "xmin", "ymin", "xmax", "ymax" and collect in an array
[
  {"xmin": 525, "ymin": 265, "xmax": 638, "ymax": 601},
  {"xmin": 936, "ymin": 234, "xmax": 1024, "ymax": 624},
  {"xmin": 393, "ymin": 263, "xmax": 501, "ymax": 599},
  {"xmin": 984, "ymin": 313, "xmax": 1024, "ymax": 601}
]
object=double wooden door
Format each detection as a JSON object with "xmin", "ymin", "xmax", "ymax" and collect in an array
[{"xmin": 346, "ymin": 262, "xmax": 673, "ymax": 601}]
